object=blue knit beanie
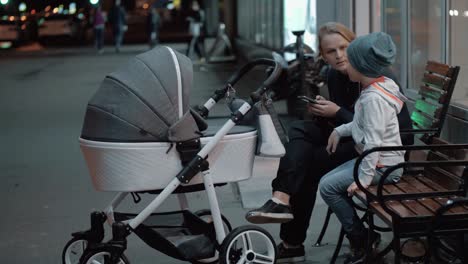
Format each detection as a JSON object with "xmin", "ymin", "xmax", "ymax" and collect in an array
[{"xmin": 347, "ymin": 32, "xmax": 396, "ymax": 78}]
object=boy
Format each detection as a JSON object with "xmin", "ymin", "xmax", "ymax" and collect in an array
[{"xmin": 318, "ymin": 32, "xmax": 406, "ymax": 264}]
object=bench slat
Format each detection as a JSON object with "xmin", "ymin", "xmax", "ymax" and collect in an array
[
  {"xmin": 417, "ymin": 197, "xmax": 442, "ymax": 213},
  {"xmin": 424, "ymin": 168, "xmax": 461, "ymax": 191},
  {"xmin": 383, "ymin": 184, "xmax": 405, "ymax": 194},
  {"xmin": 431, "ymin": 138, "xmax": 468, "ymax": 159},
  {"xmin": 393, "ymin": 180, "xmax": 422, "ymax": 194},
  {"xmin": 414, "ymin": 99, "xmax": 441, "ymax": 118},
  {"xmin": 369, "ymin": 201, "xmax": 392, "ymax": 226},
  {"xmin": 426, "ymin": 61, "xmax": 451, "ymax": 76},
  {"xmin": 433, "ymin": 197, "xmax": 466, "ymax": 214},
  {"xmin": 409, "ymin": 150, "xmax": 428, "ymax": 162},
  {"xmin": 416, "ymin": 173, "xmax": 450, "ymax": 191},
  {"xmin": 419, "ymin": 86, "xmax": 447, "ymax": 102},
  {"xmin": 422, "ymin": 72, "xmax": 450, "ymax": 90},
  {"xmin": 411, "ymin": 111, "xmax": 438, "ymax": 129},
  {"xmin": 401, "ymin": 199, "xmax": 433, "ymax": 216},
  {"xmin": 386, "ymin": 200, "xmax": 416, "ymax": 217},
  {"xmin": 365, "ymin": 185, "xmax": 389, "ymax": 196},
  {"xmin": 401, "ymin": 176, "xmax": 435, "ymax": 192}
]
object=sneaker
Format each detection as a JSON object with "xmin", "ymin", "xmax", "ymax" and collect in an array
[
  {"xmin": 245, "ymin": 199, "xmax": 293, "ymax": 224},
  {"xmin": 276, "ymin": 243, "xmax": 305, "ymax": 263}
]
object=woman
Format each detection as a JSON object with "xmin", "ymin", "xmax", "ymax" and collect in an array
[{"xmin": 246, "ymin": 22, "xmax": 412, "ymax": 263}]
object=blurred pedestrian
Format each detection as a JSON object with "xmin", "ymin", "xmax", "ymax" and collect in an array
[
  {"xmin": 147, "ymin": 5, "xmax": 161, "ymax": 48},
  {"xmin": 108, "ymin": 0, "xmax": 126, "ymax": 53},
  {"xmin": 186, "ymin": 0, "xmax": 206, "ymax": 61},
  {"xmin": 93, "ymin": 4, "xmax": 105, "ymax": 54}
]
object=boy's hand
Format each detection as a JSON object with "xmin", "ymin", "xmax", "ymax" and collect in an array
[
  {"xmin": 347, "ymin": 182, "xmax": 369, "ymax": 197},
  {"xmin": 326, "ymin": 130, "xmax": 340, "ymax": 154},
  {"xmin": 307, "ymin": 96, "xmax": 340, "ymax": 117}
]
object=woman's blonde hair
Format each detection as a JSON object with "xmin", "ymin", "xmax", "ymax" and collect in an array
[{"xmin": 317, "ymin": 22, "xmax": 356, "ymax": 59}]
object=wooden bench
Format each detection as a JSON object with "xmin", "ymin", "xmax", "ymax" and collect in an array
[{"xmin": 353, "ymin": 138, "xmax": 468, "ymax": 263}]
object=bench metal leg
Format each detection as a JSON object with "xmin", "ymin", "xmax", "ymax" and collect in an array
[
  {"xmin": 462, "ymin": 234, "xmax": 468, "ymax": 264},
  {"xmin": 329, "ymin": 226, "xmax": 345, "ymax": 264},
  {"xmin": 393, "ymin": 234, "xmax": 402, "ymax": 264},
  {"xmin": 364, "ymin": 212, "xmax": 374, "ymax": 264},
  {"xmin": 314, "ymin": 206, "xmax": 333, "ymax": 247}
]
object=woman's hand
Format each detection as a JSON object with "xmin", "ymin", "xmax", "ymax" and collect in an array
[
  {"xmin": 326, "ymin": 130, "xmax": 340, "ymax": 154},
  {"xmin": 347, "ymin": 181, "xmax": 369, "ymax": 197},
  {"xmin": 307, "ymin": 95, "xmax": 341, "ymax": 117}
]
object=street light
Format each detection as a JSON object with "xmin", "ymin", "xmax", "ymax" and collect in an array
[
  {"xmin": 19, "ymin": 2, "xmax": 27, "ymax": 12},
  {"xmin": 0, "ymin": 0, "xmax": 9, "ymax": 5},
  {"xmin": 90, "ymin": 0, "xmax": 99, "ymax": 5}
]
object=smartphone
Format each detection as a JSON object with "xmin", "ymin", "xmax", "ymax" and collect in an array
[{"xmin": 297, "ymin": 95, "xmax": 318, "ymax": 104}]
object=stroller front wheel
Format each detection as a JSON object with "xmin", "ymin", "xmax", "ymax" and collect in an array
[
  {"xmin": 62, "ymin": 237, "xmax": 88, "ymax": 264},
  {"xmin": 219, "ymin": 225, "xmax": 277, "ymax": 264},
  {"xmin": 80, "ymin": 249, "xmax": 130, "ymax": 264}
]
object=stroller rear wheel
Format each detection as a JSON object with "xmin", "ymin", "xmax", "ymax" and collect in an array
[
  {"xmin": 62, "ymin": 237, "xmax": 88, "ymax": 264},
  {"xmin": 192, "ymin": 209, "xmax": 233, "ymax": 264},
  {"xmin": 219, "ymin": 225, "xmax": 277, "ymax": 264},
  {"xmin": 80, "ymin": 249, "xmax": 129, "ymax": 264}
]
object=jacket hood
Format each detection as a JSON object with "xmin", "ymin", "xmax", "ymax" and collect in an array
[{"xmin": 362, "ymin": 76, "xmax": 407, "ymax": 114}]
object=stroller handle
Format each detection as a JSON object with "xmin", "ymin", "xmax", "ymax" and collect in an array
[
  {"xmin": 227, "ymin": 58, "xmax": 282, "ymax": 90},
  {"xmin": 248, "ymin": 59, "xmax": 283, "ymax": 102},
  {"xmin": 196, "ymin": 59, "xmax": 282, "ymax": 118}
]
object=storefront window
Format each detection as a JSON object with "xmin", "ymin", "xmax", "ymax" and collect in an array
[
  {"xmin": 449, "ymin": 0, "xmax": 468, "ymax": 109},
  {"xmin": 382, "ymin": 0, "xmax": 403, "ymax": 84},
  {"xmin": 237, "ymin": 0, "xmax": 283, "ymax": 50},
  {"xmin": 409, "ymin": 0, "xmax": 443, "ymax": 91},
  {"xmin": 283, "ymin": 0, "xmax": 316, "ymax": 56}
]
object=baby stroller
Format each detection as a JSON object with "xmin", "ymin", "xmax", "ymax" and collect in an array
[{"xmin": 63, "ymin": 46, "xmax": 285, "ymax": 264}]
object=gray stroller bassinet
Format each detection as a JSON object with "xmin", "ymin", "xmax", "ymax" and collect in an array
[{"xmin": 80, "ymin": 47, "xmax": 258, "ymax": 192}]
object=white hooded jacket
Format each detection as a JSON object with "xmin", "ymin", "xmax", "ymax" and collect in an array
[{"xmin": 335, "ymin": 76, "xmax": 407, "ymax": 185}]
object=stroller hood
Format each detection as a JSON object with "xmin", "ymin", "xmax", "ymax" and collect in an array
[{"xmin": 81, "ymin": 46, "xmax": 200, "ymax": 142}]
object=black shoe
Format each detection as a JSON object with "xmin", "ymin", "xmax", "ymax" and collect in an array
[
  {"xmin": 343, "ymin": 251, "xmax": 365, "ymax": 264},
  {"xmin": 276, "ymin": 243, "xmax": 305, "ymax": 263},
  {"xmin": 245, "ymin": 200, "xmax": 293, "ymax": 224},
  {"xmin": 344, "ymin": 231, "xmax": 381, "ymax": 264}
]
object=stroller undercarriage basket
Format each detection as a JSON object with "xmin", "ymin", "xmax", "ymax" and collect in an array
[{"xmin": 114, "ymin": 210, "xmax": 217, "ymax": 261}]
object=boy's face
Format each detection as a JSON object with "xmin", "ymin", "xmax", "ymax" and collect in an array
[
  {"xmin": 321, "ymin": 33, "xmax": 350, "ymax": 74},
  {"xmin": 346, "ymin": 63, "xmax": 361, "ymax": 83}
]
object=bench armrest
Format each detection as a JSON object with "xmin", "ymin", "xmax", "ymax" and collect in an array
[
  {"xmin": 399, "ymin": 128, "xmax": 439, "ymax": 135},
  {"xmin": 352, "ymin": 144, "xmax": 468, "ymax": 218}
]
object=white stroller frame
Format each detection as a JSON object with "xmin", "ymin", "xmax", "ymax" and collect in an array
[{"xmin": 63, "ymin": 56, "xmax": 284, "ymax": 264}]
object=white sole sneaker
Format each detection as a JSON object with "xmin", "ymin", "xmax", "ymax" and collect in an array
[{"xmin": 245, "ymin": 212, "xmax": 294, "ymax": 224}]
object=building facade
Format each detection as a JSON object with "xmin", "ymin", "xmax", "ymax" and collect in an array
[{"xmin": 228, "ymin": 0, "xmax": 468, "ymax": 143}]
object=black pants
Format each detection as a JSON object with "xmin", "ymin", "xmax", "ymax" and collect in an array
[{"xmin": 271, "ymin": 120, "xmax": 358, "ymax": 245}]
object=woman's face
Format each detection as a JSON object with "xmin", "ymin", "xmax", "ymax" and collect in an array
[{"xmin": 320, "ymin": 33, "xmax": 350, "ymax": 74}]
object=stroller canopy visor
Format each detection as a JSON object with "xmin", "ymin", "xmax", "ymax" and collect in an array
[{"xmin": 81, "ymin": 46, "xmax": 200, "ymax": 142}]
